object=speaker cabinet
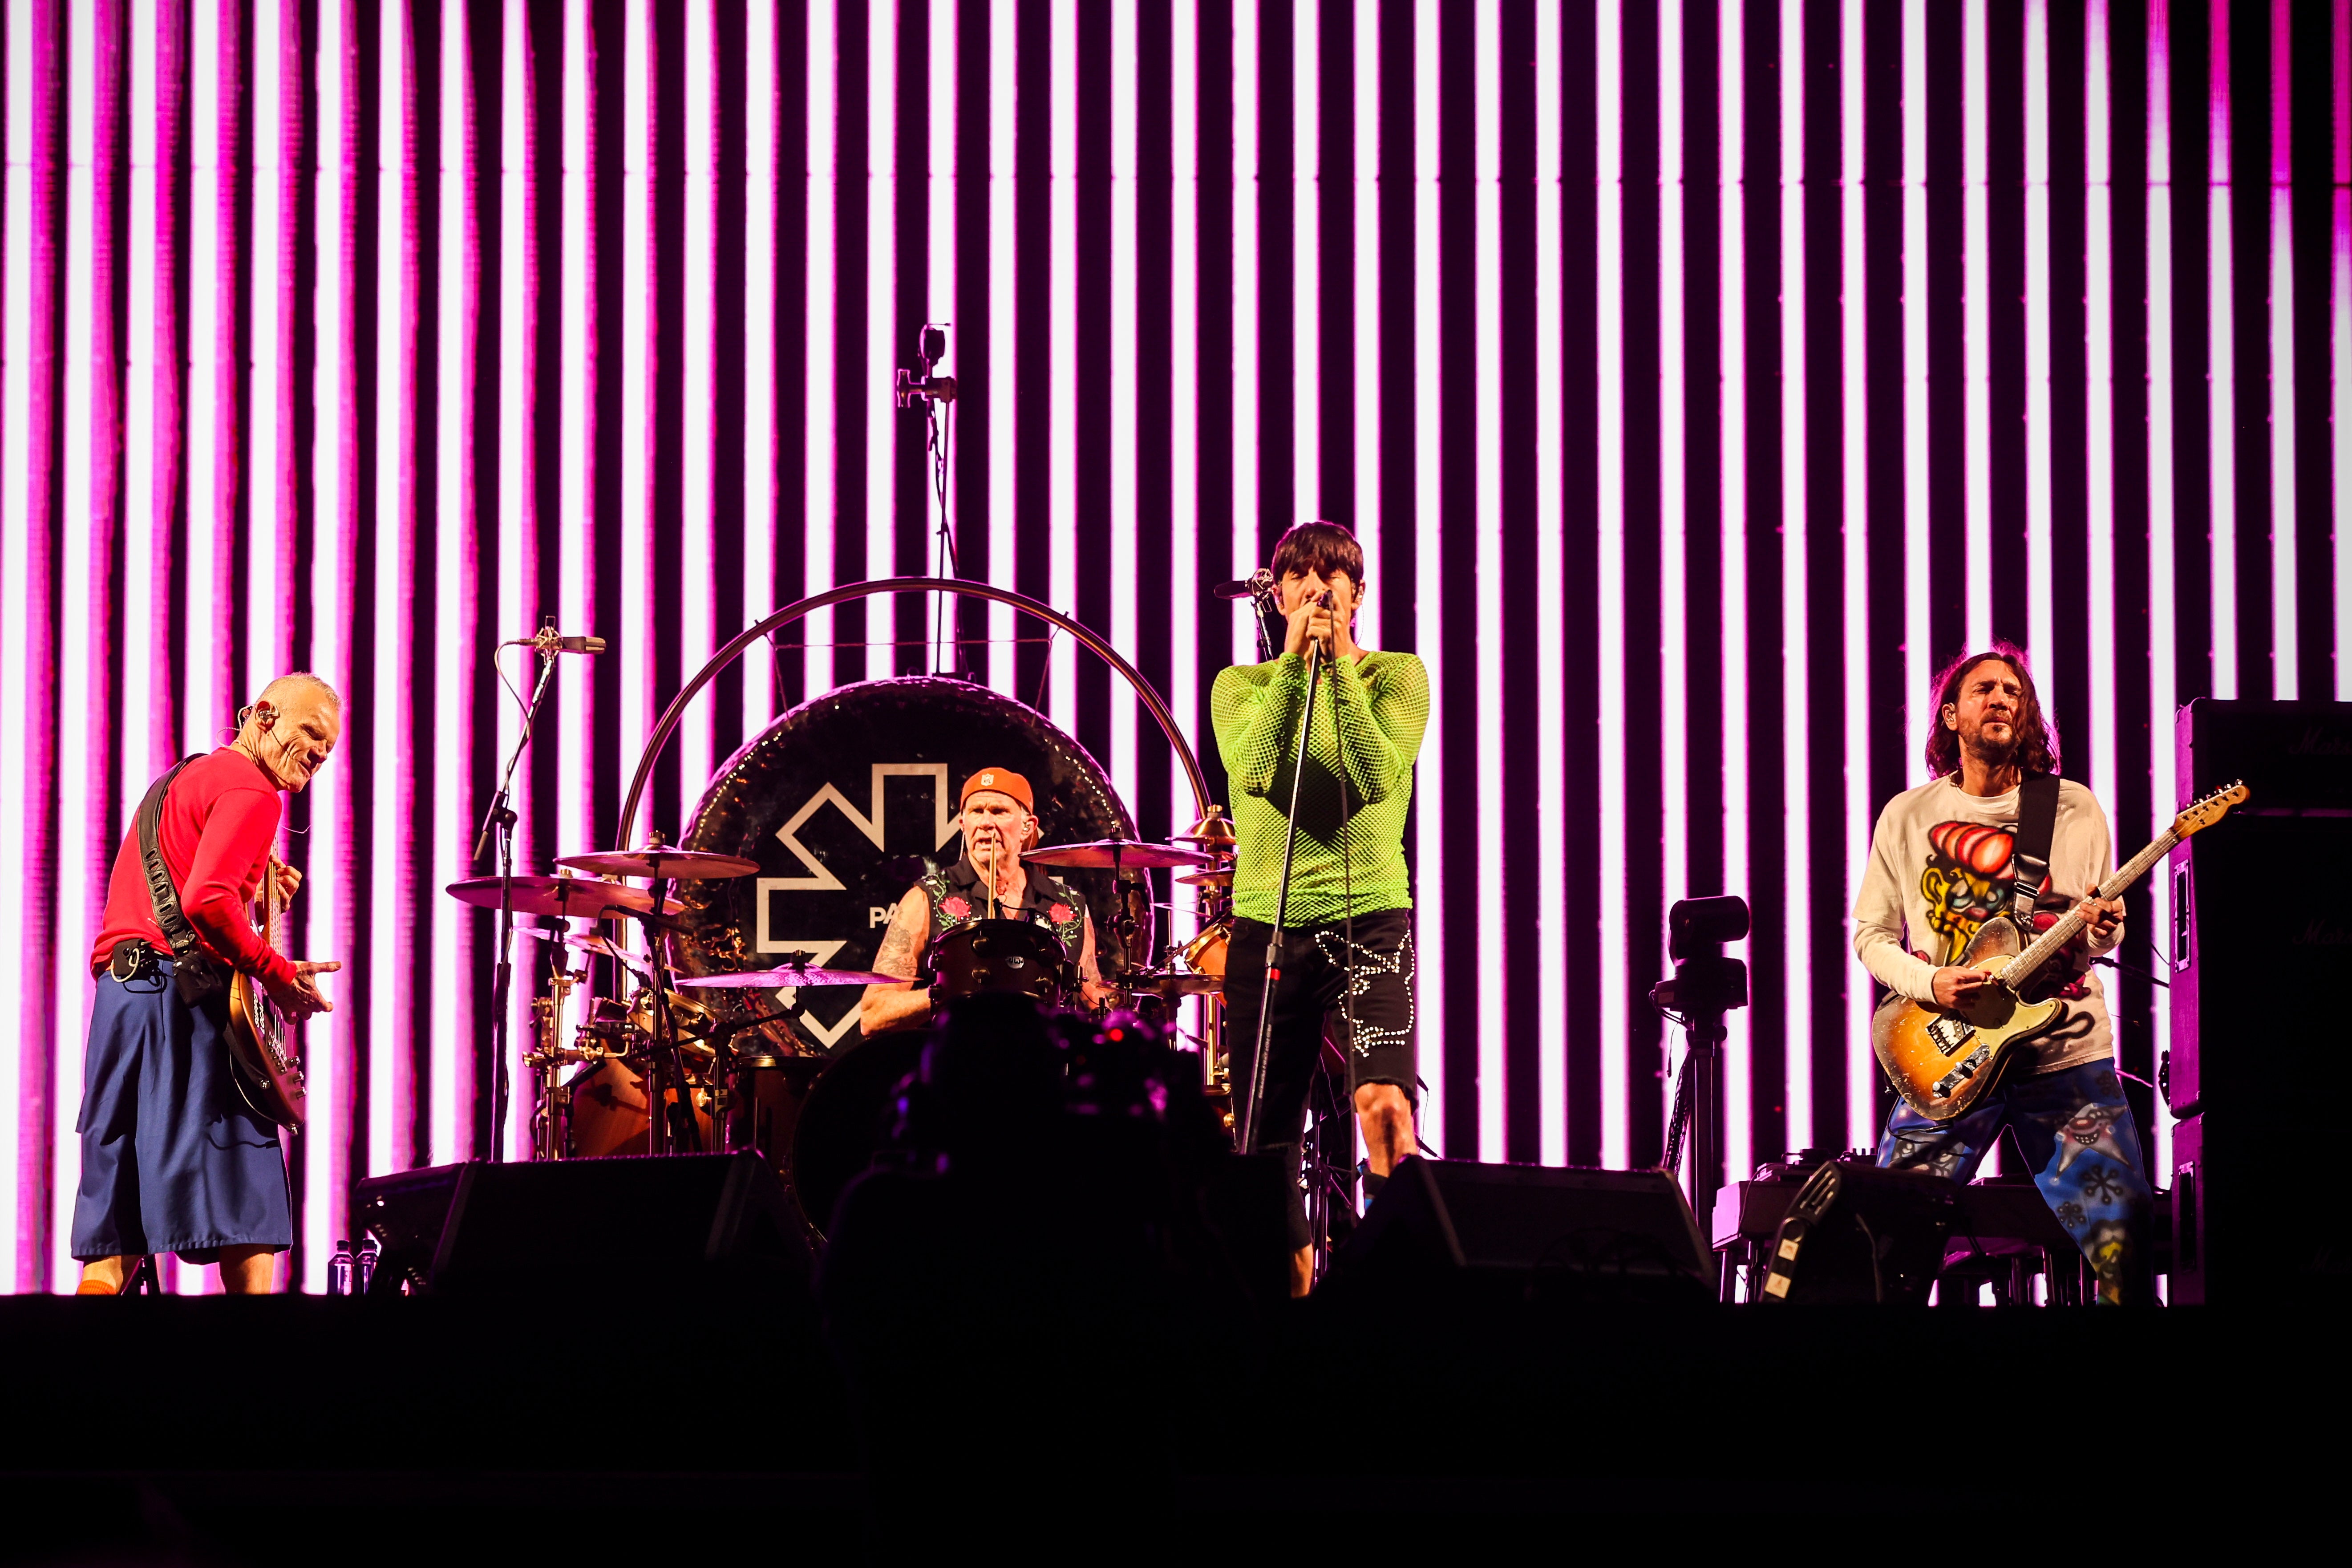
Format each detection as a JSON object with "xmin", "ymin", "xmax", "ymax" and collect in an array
[
  {"xmin": 1333, "ymin": 1158, "xmax": 1712, "ymax": 1301},
  {"xmin": 2172, "ymin": 700, "xmax": 2352, "ymax": 1301},
  {"xmin": 355, "ymin": 1152, "xmax": 811, "ymax": 1298}
]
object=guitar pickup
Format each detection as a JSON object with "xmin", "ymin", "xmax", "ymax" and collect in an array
[
  {"xmin": 1926, "ymin": 1012, "xmax": 1976, "ymax": 1055},
  {"xmin": 1934, "ymin": 1043, "xmax": 1993, "ymax": 1098}
]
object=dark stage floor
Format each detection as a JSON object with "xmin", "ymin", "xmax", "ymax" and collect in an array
[{"xmin": 0, "ymin": 1286, "xmax": 2333, "ymax": 1560}]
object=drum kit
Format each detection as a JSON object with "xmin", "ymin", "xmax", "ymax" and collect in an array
[{"xmin": 443, "ymin": 805, "xmax": 1243, "ymax": 1236}]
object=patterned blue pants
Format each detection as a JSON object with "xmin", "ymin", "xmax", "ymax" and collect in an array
[{"xmin": 1876, "ymin": 1059, "xmax": 2154, "ymax": 1305}]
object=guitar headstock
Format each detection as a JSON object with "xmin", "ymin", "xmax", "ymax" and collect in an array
[{"xmin": 2171, "ymin": 779, "xmax": 2249, "ymax": 840}]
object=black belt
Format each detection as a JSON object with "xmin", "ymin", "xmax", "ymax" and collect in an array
[{"xmin": 109, "ymin": 939, "xmax": 166, "ymax": 982}]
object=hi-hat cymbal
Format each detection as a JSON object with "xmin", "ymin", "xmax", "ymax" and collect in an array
[
  {"xmin": 1175, "ymin": 867, "xmax": 1235, "ymax": 887},
  {"xmin": 677, "ymin": 962, "xmax": 901, "ymax": 989},
  {"xmin": 1024, "ymin": 838, "xmax": 1215, "ymax": 871},
  {"xmin": 555, "ymin": 847, "xmax": 762, "ymax": 880},
  {"xmin": 445, "ymin": 874, "xmax": 683, "ymax": 920},
  {"xmin": 1128, "ymin": 969, "xmax": 1225, "ymax": 997},
  {"xmin": 515, "ymin": 926, "xmax": 645, "ymax": 969}
]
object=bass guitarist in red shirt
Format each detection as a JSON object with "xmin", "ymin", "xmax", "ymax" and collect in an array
[{"xmin": 73, "ymin": 674, "xmax": 344, "ymax": 1295}]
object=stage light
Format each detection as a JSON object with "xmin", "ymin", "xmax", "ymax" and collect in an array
[
  {"xmin": 1717, "ymin": 0, "xmax": 1752, "ymax": 1186},
  {"xmin": 1777, "ymin": 0, "xmax": 1810, "ymax": 1153},
  {"xmin": 2206, "ymin": 0, "xmax": 2236, "ymax": 698},
  {"xmin": 1537, "ymin": 0, "xmax": 1568, "ymax": 1167}
]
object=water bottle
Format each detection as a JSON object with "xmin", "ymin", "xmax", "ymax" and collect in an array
[
  {"xmin": 356, "ymin": 1236, "xmax": 380, "ymax": 1297},
  {"xmin": 327, "ymin": 1239, "xmax": 354, "ymax": 1297}
]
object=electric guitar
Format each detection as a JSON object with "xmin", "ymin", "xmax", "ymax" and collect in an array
[
  {"xmin": 227, "ymin": 857, "xmax": 308, "ymax": 1128},
  {"xmin": 1870, "ymin": 779, "xmax": 2247, "ymax": 1123}
]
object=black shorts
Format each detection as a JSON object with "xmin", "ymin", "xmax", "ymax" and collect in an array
[{"xmin": 1221, "ymin": 908, "xmax": 1417, "ymax": 1243}]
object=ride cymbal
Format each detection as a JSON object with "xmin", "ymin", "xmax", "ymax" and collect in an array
[
  {"xmin": 676, "ymin": 963, "xmax": 900, "ymax": 989},
  {"xmin": 444, "ymin": 874, "xmax": 684, "ymax": 920},
  {"xmin": 555, "ymin": 847, "xmax": 763, "ymax": 880},
  {"xmin": 1024, "ymin": 838, "xmax": 1215, "ymax": 870}
]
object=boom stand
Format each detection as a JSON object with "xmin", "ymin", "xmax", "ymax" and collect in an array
[
  {"xmin": 1680, "ymin": 1009, "xmax": 1728, "ymax": 1258},
  {"xmin": 632, "ymin": 889, "xmax": 705, "ymax": 1155},
  {"xmin": 1236, "ymin": 629, "xmax": 1326, "ymax": 1156},
  {"xmin": 472, "ymin": 644, "xmax": 561, "ymax": 1160}
]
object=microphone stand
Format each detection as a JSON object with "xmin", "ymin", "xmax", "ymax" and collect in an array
[
  {"xmin": 1237, "ymin": 609, "xmax": 1328, "ymax": 1155},
  {"xmin": 472, "ymin": 641, "xmax": 560, "ymax": 1161}
]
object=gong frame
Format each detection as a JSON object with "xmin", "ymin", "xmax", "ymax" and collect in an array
[{"xmin": 614, "ymin": 576, "xmax": 1213, "ymax": 850}]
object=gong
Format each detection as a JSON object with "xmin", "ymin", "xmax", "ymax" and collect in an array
[{"xmin": 669, "ymin": 676, "xmax": 1152, "ymax": 1055}]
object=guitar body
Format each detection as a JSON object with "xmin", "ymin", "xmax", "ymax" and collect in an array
[
  {"xmin": 1870, "ymin": 915, "xmax": 2060, "ymax": 1124},
  {"xmin": 226, "ymin": 868, "xmax": 307, "ymax": 1129}
]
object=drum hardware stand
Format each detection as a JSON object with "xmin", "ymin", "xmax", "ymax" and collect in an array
[
  {"xmin": 627, "ymin": 849, "xmax": 706, "ymax": 1155},
  {"xmin": 1237, "ymin": 594, "xmax": 1330, "ymax": 1155},
  {"xmin": 473, "ymin": 628, "xmax": 563, "ymax": 1161},
  {"xmin": 527, "ymin": 929, "xmax": 581, "ymax": 1160}
]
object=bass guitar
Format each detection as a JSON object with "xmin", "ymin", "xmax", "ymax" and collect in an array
[
  {"xmin": 227, "ymin": 856, "xmax": 308, "ymax": 1128},
  {"xmin": 1871, "ymin": 779, "xmax": 2247, "ymax": 1123}
]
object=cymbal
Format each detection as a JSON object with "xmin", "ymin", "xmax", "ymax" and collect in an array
[
  {"xmin": 445, "ymin": 875, "xmax": 683, "ymax": 920},
  {"xmin": 515, "ymin": 927, "xmax": 646, "ymax": 968},
  {"xmin": 1024, "ymin": 838, "xmax": 1215, "ymax": 871},
  {"xmin": 555, "ymin": 847, "xmax": 762, "ymax": 880},
  {"xmin": 1127, "ymin": 969, "xmax": 1225, "ymax": 997},
  {"xmin": 1173, "ymin": 806, "xmax": 1238, "ymax": 847},
  {"xmin": 676, "ymin": 963, "xmax": 901, "ymax": 989},
  {"xmin": 1175, "ymin": 867, "xmax": 1235, "ymax": 887}
]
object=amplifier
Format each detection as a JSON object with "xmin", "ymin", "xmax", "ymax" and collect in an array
[{"xmin": 2176, "ymin": 697, "xmax": 2352, "ymax": 812}]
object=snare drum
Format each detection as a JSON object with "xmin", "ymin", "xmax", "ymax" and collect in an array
[{"xmin": 927, "ymin": 919, "xmax": 1070, "ymax": 1007}]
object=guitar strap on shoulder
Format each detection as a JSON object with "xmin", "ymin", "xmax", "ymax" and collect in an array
[
  {"xmin": 2007, "ymin": 771, "xmax": 2062, "ymax": 929},
  {"xmin": 136, "ymin": 757, "xmax": 229, "ymax": 1005}
]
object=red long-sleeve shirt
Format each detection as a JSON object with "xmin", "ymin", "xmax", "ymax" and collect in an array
[{"xmin": 90, "ymin": 748, "xmax": 296, "ymax": 990}]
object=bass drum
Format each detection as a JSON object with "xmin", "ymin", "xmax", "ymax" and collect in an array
[{"xmin": 666, "ymin": 676, "xmax": 1153, "ymax": 1057}]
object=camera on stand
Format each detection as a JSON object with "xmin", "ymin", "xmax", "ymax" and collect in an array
[{"xmin": 1650, "ymin": 895, "xmax": 1750, "ymax": 1264}]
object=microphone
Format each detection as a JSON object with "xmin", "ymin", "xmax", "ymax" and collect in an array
[
  {"xmin": 894, "ymin": 368, "xmax": 957, "ymax": 407},
  {"xmin": 1212, "ymin": 569, "xmax": 1275, "ymax": 600},
  {"xmin": 512, "ymin": 630, "xmax": 608, "ymax": 655}
]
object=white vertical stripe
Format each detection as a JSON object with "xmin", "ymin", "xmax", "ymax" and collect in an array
[
  {"xmin": 1595, "ymin": 0, "xmax": 1628, "ymax": 1167},
  {"xmin": 50, "ymin": 0, "xmax": 98, "ymax": 1291},
  {"xmin": 2267, "ymin": 0, "xmax": 2296, "ymax": 696},
  {"xmin": 2336, "ymin": 0, "xmax": 2352, "ymax": 701},
  {"xmin": 186, "ymin": 0, "xmax": 219, "ymax": 755},
  {"xmin": 0, "ymin": 0, "xmax": 32, "ymax": 1287},
  {"xmin": 1840, "ymin": 0, "xmax": 1872, "ymax": 1149},
  {"xmin": 2086, "ymin": 0, "xmax": 2120, "ymax": 823},
  {"xmin": 1232, "ymin": 0, "xmax": 1259, "ymax": 667},
  {"xmin": 928, "ymin": 0, "xmax": 958, "ymax": 673},
  {"xmin": 1411, "ymin": 0, "xmax": 1445, "ymax": 1151},
  {"xmin": 986, "ymin": 0, "xmax": 1016, "ymax": 693},
  {"xmin": 2207, "ymin": 1, "xmax": 2237, "ymax": 697},
  {"xmin": 2024, "ymin": 0, "xmax": 2055, "ymax": 679},
  {"xmin": 1474, "ymin": 0, "xmax": 1507, "ymax": 1164},
  {"xmin": 1717, "ymin": 0, "xmax": 1750, "ymax": 1187},
  {"xmin": 806, "ymin": 0, "xmax": 840, "ymax": 683},
  {"xmin": 682, "ymin": 0, "xmax": 717, "ymax": 795},
  {"xmin": 1047, "ymin": 0, "xmax": 1077, "ymax": 723},
  {"xmin": 1352, "ymin": 0, "xmax": 1381, "ymax": 650},
  {"xmin": 251, "ymin": 0, "xmax": 283, "ymax": 703},
  {"xmin": 1962, "ymin": 0, "xmax": 1991, "ymax": 649},
  {"xmin": 1534, "ymin": 0, "xmax": 1567, "ymax": 1168},
  {"xmin": 1901, "ymin": 0, "xmax": 1930, "ymax": 779},
  {"xmin": 498, "ymin": 0, "xmax": 534, "ymax": 1162},
  {"xmin": 432, "ymin": 0, "xmax": 472, "ymax": 1163},
  {"xmin": 369, "ymin": 0, "xmax": 410, "ymax": 1177},
  {"xmin": 1291, "ymin": 0, "xmax": 1319, "ymax": 520},
  {"xmin": 2146, "ymin": 0, "xmax": 2178, "ymax": 1183},
  {"xmin": 1170, "ymin": 0, "xmax": 1201, "ymax": 941},
  {"xmin": 865, "ymin": 0, "xmax": 898, "ymax": 685},
  {"xmin": 305, "ymin": 0, "xmax": 350, "ymax": 1285},
  {"xmin": 558, "ymin": 0, "xmax": 593, "ymax": 895},
  {"xmin": 123, "ymin": 0, "xmax": 160, "ymax": 821},
  {"xmin": 1778, "ymin": 0, "xmax": 1810, "ymax": 1151},
  {"xmin": 744, "ymin": 0, "xmax": 778, "ymax": 726},
  {"xmin": 1111, "ymin": 0, "xmax": 1140, "ymax": 815}
]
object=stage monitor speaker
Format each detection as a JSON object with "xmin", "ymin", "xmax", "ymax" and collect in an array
[
  {"xmin": 1332, "ymin": 1158, "xmax": 1712, "ymax": 1302},
  {"xmin": 355, "ymin": 1152, "xmax": 811, "ymax": 1299},
  {"xmin": 2171, "ymin": 700, "xmax": 2352, "ymax": 1302}
]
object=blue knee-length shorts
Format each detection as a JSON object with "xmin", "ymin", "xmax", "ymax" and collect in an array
[{"xmin": 71, "ymin": 956, "xmax": 291, "ymax": 1264}]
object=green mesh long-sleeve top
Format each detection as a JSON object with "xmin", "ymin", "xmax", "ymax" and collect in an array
[{"xmin": 1210, "ymin": 648, "xmax": 1429, "ymax": 926}]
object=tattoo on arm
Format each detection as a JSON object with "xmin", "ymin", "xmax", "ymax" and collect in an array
[{"xmin": 872, "ymin": 894, "xmax": 926, "ymax": 980}]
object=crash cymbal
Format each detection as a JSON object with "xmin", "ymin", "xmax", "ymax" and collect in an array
[
  {"xmin": 1175, "ymin": 867, "xmax": 1235, "ymax": 887},
  {"xmin": 1024, "ymin": 838, "xmax": 1215, "ymax": 871},
  {"xmin": 555, "ymin": 847, "xmax": 762, "ymax": 880},
  {"xmin": 676, "ymin": 962, "xmax": 901, "ymax": 989},
  {"xmin": 444, "ymin": 874, "xmax": 683, "ymax": 920},
  {"xmin": 514, "ymin": 926, "xmax": 646, "ymax": 968}
]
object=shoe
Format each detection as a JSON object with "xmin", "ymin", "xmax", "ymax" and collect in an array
[{"xmin": 75, "ymin": 1278, "xmax": 117, "ymax": 1296}]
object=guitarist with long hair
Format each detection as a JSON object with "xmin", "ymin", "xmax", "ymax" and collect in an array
[
  {"xmin": 1853, "ymin": 646, "xmax": 2153, "ymax": 1305},
  {"xmin": 72, "ymin": 674, "xmax": 344, "ymax": 1295}
]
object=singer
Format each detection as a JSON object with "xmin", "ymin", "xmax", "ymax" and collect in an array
[{"xmin": 1210, "ymin": 521, "xmax": 1429, "ymax": 1296}]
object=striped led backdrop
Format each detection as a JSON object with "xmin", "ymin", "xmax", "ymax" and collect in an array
[{"xmin": 0, "ymin": 0, "xmax": 2344, "ymax": 1292}]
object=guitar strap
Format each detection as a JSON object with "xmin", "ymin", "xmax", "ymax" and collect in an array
[
  {"xmin": 2007, "ymin": 771, "xmax": 2062, "ymax": 930},
  {"xmin": 135, "ymin": 757, "xmax": 230, "ymax": 1005}
]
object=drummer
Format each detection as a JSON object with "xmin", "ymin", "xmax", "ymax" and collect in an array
[{"xmin": 860, "ymin": 767, "xmax": 1116, "ymax": 1033}]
